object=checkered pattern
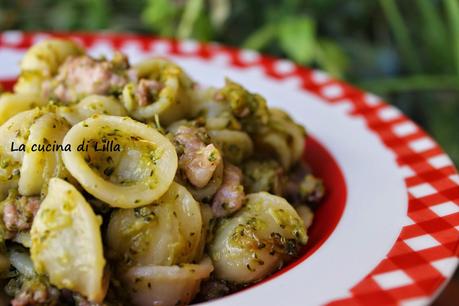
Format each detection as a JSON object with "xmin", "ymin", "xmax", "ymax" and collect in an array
[
  {"xmin": 311, "ymin": 91, "xmax": 459, "ymax": 306},
  {"xmin": 0, "ymin": 32, "xmax": 458, "ymax": 306}
]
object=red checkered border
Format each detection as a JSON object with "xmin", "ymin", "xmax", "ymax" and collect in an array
[{"xmin": 0, "ymin": 31, "xmax": 458, "ymax": 306}]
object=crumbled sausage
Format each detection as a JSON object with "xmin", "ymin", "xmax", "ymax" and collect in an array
[
  {"xmin": 43, "ymin": 53, "xmax": 130, "ymax": 103},
  {"xmin": 11, "ymin": 288, "xmax": 47, "ymax": 306},
  {"xmin": 3, "ymin": 196, "xmax": 40, "ymax": 232},
  {"xmin": 10, "ymin": 280, "xmax": 61, "ymax": 306},
  {"xmin": 175, "ymin": 126, "xmax": 222, "ymax": 188},
  {"xmin": 284, "ymin": 162, "xmax": 324, "ymax": 206},
  {"xmin": 195, "ymin": 279, "xmax": 230, "ymax": 302},
  {"xmin": 135, "ymin": 79, "xmax": 163, "ymax": 106},
  {"xmin": 212, "ymin": 163, "xmax": 245, "ymax": 217}
]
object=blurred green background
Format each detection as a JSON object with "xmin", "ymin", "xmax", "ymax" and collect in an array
[{"xmin": 0, "ymin": 0, "xmax": 458, "ymax": 165}]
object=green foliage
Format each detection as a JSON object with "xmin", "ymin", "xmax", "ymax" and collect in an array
[
  {"xmin": 0, "ymin": 0, "xmax": 458, "ymax": 165},
  {"xmin": 142, "ymin": 0, "xmax": 179, "ymax": 36},
  {"xmin": 315, "ymin": 39, "xmax": 348, "ymax": 79},
  {"xmin": 278, "ymin": 17, "xmax": 316, "ymax": 64},
  {"xmin": 177, "ymin": 0, "xmax": 204, "ymax": 38},
  {"xmin": 446, "ymin": 0, "xmax": 459, "ymax": 75}
]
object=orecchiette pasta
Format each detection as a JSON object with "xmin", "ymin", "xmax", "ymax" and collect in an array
[
  {"xmin": 122, "ymin": 58, "xmax": 195, "ymax": 125},
  {"xmin": 0, "ymin": 107, "xmax": 71, "ymax": 198},
  {"xmin": 57, "ymin": 95, "xmax": 128, "ymax": 125},
  {"xmin": 0, "ymin": 93, "xmax": 46, "ymax": 125},
  {"xmin": 209, "ymin": 192, "xmax": 307, "ymax": 283},
  {"xmin": 107, "ymin": 182, "xmax": 203, "ymax": 266},
  {"xmin": 122, "ymin": 257, "xmax": 214, "ymax": 306},
  {"xmin": 254, "ymin": 108, "xmax": 306, "ymax": 169},
  {"xmin": 0, "ymin": 108, "xmax": 44, "ymax": 199},
  {"xmin": 30, "ymin": 178, "xmax": 106, "ymax": 302},
  {"xmin": 208, "ymin": 129, "xmax": 253, "ymax": 164},
  {"xmin": 62, "ymin": 115, "xmax": 178, "ymax": 208},
  {"xmin": 19, "ymin": 40, "xmax": 83, "ymax": 76},
  {"xmin": 15, "ymin": 39, "xmax": 83, "ymax": 96},
  {"xmin": 108, "ymin": 183, "xmax": 212, "ymax": 306},
  {"xmin": 296, "ymin": 205, "xmax": 314, "ymax": 229},
  {"xmin": 19, "ymin": 112, "xmax": 70, "ymax": 196},
  {"xmin": 0, "ymin": 39, "xmax": 324, "ymax": 306}
]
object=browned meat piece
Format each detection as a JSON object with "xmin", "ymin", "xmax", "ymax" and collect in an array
[
  {"xmin": 11, "ymin": 289, "xmax": 47, "ymax": 306},
  {"xmin": 284, "ymin": 162, "xmax": 325, "ymax": 206},
  {"xmin": 73, "ymin": 294, "xmax": 99, "ymax": 306},
  {"xmin": 195, "ymin": 279, "xmax": 230, "ymax": 302},
  {"xmin": 3, "ymin": 196, "xmax": 40, "ymax": 232},
  {"xmin": 10, "ymin": 280, "xmax": 62, "ymax": 306},
  {"xmin": 242, "ymin": 159, "xmax": 285, "ymax": 195},
  {"xmin": 135, "ymin": 79, "xmax": 163, "ymax": 106},
  {"xmin": 175, "ymin": 126, "xmax": 222, "ymax": 188},
  {"xmin": 43, "ymin": 52, "xmax": 130, "ymax": 103},
  {"xmin": 212, "ymin": 163, "xmax": 245, "ymax": 217}
]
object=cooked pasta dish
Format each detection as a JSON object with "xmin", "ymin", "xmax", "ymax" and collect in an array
[{"xmin": 0, "ymin": 39, "xmax": 325, "ymax": 306}]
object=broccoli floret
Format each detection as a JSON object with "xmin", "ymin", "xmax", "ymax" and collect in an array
[
  {"xmin": 298, "ymin": 174, "xmax": 325, "ymax": 204},
  {"xmin": 217, "ymin": 79, "xmax": 269, "ymax": 133},
  {"xmin": 242, "ymin": 159, "xmax": 285, "ymax": 195}
]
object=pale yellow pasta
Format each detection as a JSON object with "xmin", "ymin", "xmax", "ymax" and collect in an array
[
  {"xmin": 12, "ymin": 71, "xmax": 44, "ymax": 97},
  {"xmin": 209, "ymin": 192, "xmax": 307, "ymax": 283},
  {"xmin": 190, "ymin": 87, "xmax": 228, "ymax": 116},
  {"xmin": 0, "ymin": 108, "xmax": 43, "ymax": 162},
  {"xmin": 122, "ymin": 257, "xmax": 213, "ymax": 306},
  {"xmin": 108, "ymin": 183, "xmax": 210, "ymax": 306},
  {"xmin": 270, "ymin": 108, "xmax": 305, "ymax": 164},
  {"xmin": 257, "ymin": 132, "xmax": 292, "ymax": 169},
  {"xmin": 15, "ymin": 39, "xmax": 82, "ymax": 96},
  {"xmin": 19, "ymin": 39, "xmax": 83, "ymax": 75},
  {"xmin": 255, "ymin": 108, "xmax": 305, "ymax": 169},
  {"xmin": 19, "ymin": 112, "xmax": 70, "ymax": 195},
  {"xmin": 122, "ymin": 58, "xmax": 195, "ymax": 125},
  {"xmin": 208, "ymin": 129, "xmax": 253, "ymax": 164},
  {"xmin": 296, "ymin": 205, "xmax": 314, "ymax": 230},
  {"xmin": 107, "ymin": 182, "xmax": 203, "ymax": 266},
  {"xmin": 30, "ymin": 178, "xmax": 107, "ymax": 302},
  {"xmin": 62, "ymin": 115, "xmax": 178, "ymax": 208},
  {"xmin": 0, "ymin": 107, "xmax": 71, "ymax": 197},
  {"xmin": 197, "ymin": 204, "xmax": 213, "ymax": 259},
  {"xmin": 0, "ymin": 108, "xmax": 43, "ymax": 199},
  {"xmin": 57, "ymin": 95, "xmax": 127, "ymax": 125},
  {"xmin": 0, "ymin": 93, "xmax": 46, "ymax": 125},
  {"xmin": 189, "ymin": 87, "xmax": 240, "ymax": 131}
]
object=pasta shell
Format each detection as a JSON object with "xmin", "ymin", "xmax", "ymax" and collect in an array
[
  {"xmin": 30, "ymin": 178, "xmax": 107, "ymax": 302},
  {"xmin": 0, "ymin": 108, "xmax": 43, "ymax": 199},
  {"xmin": 0, "ymin": 93, "xmax": 46, "ymax": 125},
  {"xmin": 210, "ymin": 192, "xmax": 307, "ymax": 283},
  {"xmin": 107, "ymin": 182, "xmax": 203, "ymax": 266},
  {"xmin": 15, "ymin": 39, "xmax": 82, "ymax": 97},
  {"xmin": 62, "ymin": 115, "xmax": 178, "ymax": 208},
  {"xmin": 122, "ymin": 58, "xmax": 195, "ymax": 125},
  {"xmin": 57, "ymin": 95, "xmax": 128, "ymax": 126},
  {"xmin": 19, "ymin": 112, "xmax": 70, "ymax": 195},
  {"xmin": 19, "ymin": 39, "xmax": 82, "ymax": 77},
  {"xmin": 122, "ymin": 257, "xmax": 213, "ymax": 306}
]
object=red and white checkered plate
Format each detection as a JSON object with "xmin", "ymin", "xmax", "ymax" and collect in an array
[{"xmin": 0, "ymin": 32, "xmax": 458, "ymax": 306}]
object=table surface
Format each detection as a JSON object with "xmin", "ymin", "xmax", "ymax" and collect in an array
[{"xmin": 432, "ymin": 268, "xmax": 459, "ymax": 306}]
